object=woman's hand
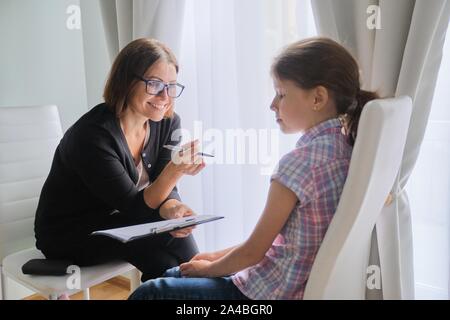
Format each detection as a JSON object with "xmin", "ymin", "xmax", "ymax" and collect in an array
[
  {"xmin": 179, "ymin": 260, "xmax": 212, "ymax": 277},
  {"xmin": 166, "ymin": 140, "xmax": 206, "ymax": 176},
  {"xmin": 159, "ymin": 199, "xmax": 196, "ymax": 238}
]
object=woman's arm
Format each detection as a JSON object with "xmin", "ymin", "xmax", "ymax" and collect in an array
[
  {"xmin": 145, "ymin": 114, "xmax": 205, "ymax": 209},
  {"xmin": 143, "ymin": 142, "xmax": 205, "ymax": 209},
  {"xmin": 143, "ymin": 161, "xmax": 183, "ymax": 209},
  {"xmin": 180, "ymin": 180, "xmax": 298, "ymax": 277}
]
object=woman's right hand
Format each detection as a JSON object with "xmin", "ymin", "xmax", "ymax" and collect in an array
[{"xmin": 167, "ymin": 140, "xmax": 206, "ymax": 176}]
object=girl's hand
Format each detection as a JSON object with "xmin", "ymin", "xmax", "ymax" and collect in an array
[
  {"xmin": 159, "ymin": 200, "xmax": 196, "ymax": 238},
  {"xmin": 180, "ymin": 260, "xmax": 212, "ymax": 277},
  {"xmin": 190, "ymin": 252, "xmax": 217, "ymax": 262},
  {"xmin": 167, "ymin": 140, "xmax": 206, "ymax": 176}
]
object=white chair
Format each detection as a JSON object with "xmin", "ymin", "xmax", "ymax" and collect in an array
[
  {"xmin": 303, "ymin": 96, "xmax": 413, "ymax": 299},
  {"xmin": 0, "ymin": 105, "xmax": 140, "ymax": 300}
]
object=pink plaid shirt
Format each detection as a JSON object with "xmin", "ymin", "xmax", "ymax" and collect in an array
[{"xmin": 232, "ymin": 118, "xmax": 352, "ymax": 299}]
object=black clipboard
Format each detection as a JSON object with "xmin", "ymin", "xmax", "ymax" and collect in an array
[{"xmin": 91, "ymin": 215, "xmax": 224, "ymax": 243}]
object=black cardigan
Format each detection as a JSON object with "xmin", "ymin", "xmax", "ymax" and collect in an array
[{"xmin": 34, "ymin": 103, "xmax": 182, "ymax": 250}]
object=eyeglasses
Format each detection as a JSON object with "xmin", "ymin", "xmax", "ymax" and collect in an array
[{"xmin": 136, "ymin": 76, "xmax": 185, "ymax": 98}]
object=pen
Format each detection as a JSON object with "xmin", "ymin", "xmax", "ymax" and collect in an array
[{"xmin": 163, "ymin": 145, "xmax": 215, "ymax": 157}]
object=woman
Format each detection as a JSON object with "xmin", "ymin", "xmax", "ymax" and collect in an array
[{"xmin": 34, "ymin": 38, "xmax": 204, "ymax": 281}]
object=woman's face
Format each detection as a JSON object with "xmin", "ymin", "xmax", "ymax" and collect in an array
[
  {"xmin": 128, "ymin": 59, "xmax": 177, "ymax": 122},
  {"xmin": 270, "ymin": 77, "xmax": 317, "ymax": 134}
]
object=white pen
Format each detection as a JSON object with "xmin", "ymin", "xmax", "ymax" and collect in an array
[{"xmin": 163, "ymin": 145, "xmax": 215, "ymax": 157}]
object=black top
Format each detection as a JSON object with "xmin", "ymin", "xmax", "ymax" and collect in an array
[{"xmin": 34, "ymin": 103, "xmax": 182, "ymax": 250}]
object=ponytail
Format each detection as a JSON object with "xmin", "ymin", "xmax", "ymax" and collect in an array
[{"xmin": 346, "ymin": 89, "xmax": 379, "ymax": 146}]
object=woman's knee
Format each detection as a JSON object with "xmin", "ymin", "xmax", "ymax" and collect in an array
[
  {"xmin": 123, "ymin": 234, "xmax": 197, "ymax": 281},
  {"xmin": 166, "ymin": 235, "xmax": 199, "ymax": 262},
  {"xmin": 129, "ymin": 252, "xmax": 179, "ymax": 282}
]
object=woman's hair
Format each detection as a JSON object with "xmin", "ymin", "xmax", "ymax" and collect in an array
[
  {"xmin": 103, "ymin": 38, "xmax": 179, "ymax": 118},
  {"xmin": 272, "ymin": 37, "xmax": 379, "ymax": 146}
]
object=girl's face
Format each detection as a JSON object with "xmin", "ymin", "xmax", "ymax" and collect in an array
[
  {"xmin": 270, "ymin": 77, "xmax": 318, "ymax": 134},
  {"xmin": 128, "ymin": 59, "xmax": 177, "ymax": 122}
]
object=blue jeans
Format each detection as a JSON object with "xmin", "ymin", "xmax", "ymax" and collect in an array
[{"xmin": 128, "ymin": 267, "xmax": 249, "ymax": 300}]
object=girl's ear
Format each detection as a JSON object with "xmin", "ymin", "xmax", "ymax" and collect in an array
[{"xmin": 312, "ymin": 86, "xmax": 329, "ymax": 111}]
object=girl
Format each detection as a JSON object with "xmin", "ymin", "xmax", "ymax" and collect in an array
[{"xmin": 129, "ymin": 37, "xmax": 379, "ymax": 300}]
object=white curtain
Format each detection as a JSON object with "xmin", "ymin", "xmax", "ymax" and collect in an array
[
  {"xmin": 98, "ymin": 0, "xmax": 186, "ymax": 62},
  {"xmin": 311, "ymin": 0, "xmax": 450, "ymax": 299},
  {"xmin": 174, "ymin": 0, "xmax": 317, "ymax": 251},
  {"xmin": 406, "ymin": 27, "xmax": 450, "ymax": 299}
]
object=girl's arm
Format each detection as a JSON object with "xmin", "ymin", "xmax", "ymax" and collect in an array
[
  {"xmin": 180, "ymin": 180, "xmax": 298, "ymax": 277},
  {"xmin": 190, "ymin": 246, "xmax": 238, "ymax": 262}
]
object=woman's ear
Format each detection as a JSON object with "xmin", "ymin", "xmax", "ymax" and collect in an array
[{"xmin": 312, "ymin": 86, "xmax": 328, "ymax": 111}]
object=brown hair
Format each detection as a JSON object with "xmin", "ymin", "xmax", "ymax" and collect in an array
[
  {"xmin": 103, "ymin": 38, "xmax": 179, "ymax": 118},
  {"xmin": 272, "ymin": 37, "xmax": 379, "ymax": 146}
]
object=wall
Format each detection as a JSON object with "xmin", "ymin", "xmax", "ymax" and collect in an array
[
  {"xmin": 0, "ymin": 0, "xmax": 110, "ymax": 299},
  {"xmin": 79, "ymin": 0, "xmax": 110, "ymax": 109},
  {"xmin": 0, "ymin": 0, "xmax": 88, "ymax": 130}
]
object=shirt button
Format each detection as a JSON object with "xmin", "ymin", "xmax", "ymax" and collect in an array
[
  {"xmin": 147, "ymin": 164, "xmax": 152, "ymax": 168},
  {"xmin": 142, "ymin": 153, "xmax": 146, "ymax": 157}
]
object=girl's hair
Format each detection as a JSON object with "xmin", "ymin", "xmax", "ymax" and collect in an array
[
  {"xmin": 272, "ymin": 37, "xmax": 379, "ymax": 146},
  {"xmin": 103, "ymin": 38, "xmax": 179, "ymax": 118}
]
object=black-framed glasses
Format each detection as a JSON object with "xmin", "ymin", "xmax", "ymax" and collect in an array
[{"xmin": 136, "ymin": 75, "xmax": 185, "ymax": 98}]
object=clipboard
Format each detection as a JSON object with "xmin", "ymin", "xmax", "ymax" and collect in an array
[{"xmin": 91, "ymin": 215, "xmax": 224, "ymax": 243}]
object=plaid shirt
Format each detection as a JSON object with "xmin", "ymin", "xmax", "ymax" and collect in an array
[{"xmin": 232, "ymin": 118, "xmax": 353, "ymax": 299}]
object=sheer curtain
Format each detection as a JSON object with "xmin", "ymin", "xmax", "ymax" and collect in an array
[
  {"xmin": 406, "ymin": 24, "xmax": 450, "ymax": 300},
  {"xmin": 97, "ymin": 0, "xmax": 186, "ymax": 62},
  {"xmin": 175, "ymin": 0, "xmax": 316, "ymax": 251}
]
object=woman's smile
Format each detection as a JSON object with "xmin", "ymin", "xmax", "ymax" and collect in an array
[{"xmin": 147, "ymin": 101, "xmax": 168, "ymax": 111}]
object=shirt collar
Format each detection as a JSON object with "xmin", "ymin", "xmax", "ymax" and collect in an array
[{"xmin": 296, "ymin": 118, "xmax": 343, "ymax": 148}]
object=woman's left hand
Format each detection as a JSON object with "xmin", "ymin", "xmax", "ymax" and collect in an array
[
  {"xmin": 179, "ymin": 260, "xmax": 212, "ymax": 277},
  {"xmin": 159, "ymin": 200, "xmax": 196, "ymax": 238}
]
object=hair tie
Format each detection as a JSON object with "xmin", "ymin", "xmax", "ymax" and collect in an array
[
  {"xmin": 348, "ymin": 99, "xmax": 358, "ymax": 111},
  {"xmin": 338, "ymin": 114, "xmax": 349, "ymax": 136}
]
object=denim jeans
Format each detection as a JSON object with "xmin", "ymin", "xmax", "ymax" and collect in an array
[{"xmin": 128, "ymin": 267, "xmax": 249, "ymax": 300}]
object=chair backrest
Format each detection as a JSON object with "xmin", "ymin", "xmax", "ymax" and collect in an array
[
  {"xmin": 0, "ymin": 105, "xmax": 63, "ymax": 261},
  {"xmin": 303, "ymin": 96, "xmax": 412, "ymax": 299}
]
